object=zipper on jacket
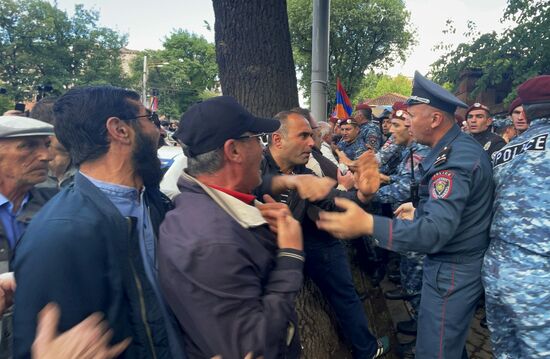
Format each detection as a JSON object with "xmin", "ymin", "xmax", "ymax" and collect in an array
[{"xmin": 127, "ymin": 217, "xmax": 158, "ymax": 359}]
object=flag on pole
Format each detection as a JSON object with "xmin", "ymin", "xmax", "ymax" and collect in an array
[{"xmin": 333, "ymin": 78, "xmax": 353, "ymax": 119}]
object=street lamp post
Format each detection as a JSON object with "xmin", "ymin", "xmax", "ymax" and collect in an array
[{"xmin": 142, "ymin": 56, "xmax": 170, "ymax": 107}]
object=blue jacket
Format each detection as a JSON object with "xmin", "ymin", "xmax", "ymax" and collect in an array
[
  {"xmin": 12, "ymin": 173, "xmax": 174, "ymax": 358},
  {"xmin": 372, "ymin": 124, "xmax": 494, "ymax": 260}
]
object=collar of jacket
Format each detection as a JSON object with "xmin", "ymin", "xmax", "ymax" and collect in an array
[
  {"xmin": 179, "ymin": 171, "xmax": 267, "ymax": 229},
  {"xmin": 263, "ymin": 148, "xmax": 308, "ymax": 175},
  {"xmin": 421, "ymin": 123, "xmax": 462, "ymax": 172}
]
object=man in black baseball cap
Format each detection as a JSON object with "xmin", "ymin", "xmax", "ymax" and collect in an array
[
  {"xmin": 174, "ymin": 96, "xmax": 280, "ymax": 157},
  {"xmin": 161, "ymin": 96, "xmax": 309, "ymax": 358}
]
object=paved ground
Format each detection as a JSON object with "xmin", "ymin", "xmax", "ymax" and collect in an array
[{"xmin": 379, "ymin": 277, "xmax": 493, "ymax": 358}]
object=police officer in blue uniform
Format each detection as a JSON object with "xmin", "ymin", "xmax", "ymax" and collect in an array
[
  {"xmin": 316, "ymin": 71, "xmax": 494, "ymax": 359},
  {"xmin": 482, "ymin": 75, "xmax": 550, "ymax": 359}
]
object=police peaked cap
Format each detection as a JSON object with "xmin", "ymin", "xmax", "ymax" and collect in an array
[{"xmin": 407, "ymin": 71, "xmax": 467, "ymax": 114}]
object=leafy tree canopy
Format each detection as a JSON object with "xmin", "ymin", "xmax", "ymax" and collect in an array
[
  {"xmin": 288, "ymin": 0, "xmax": 416, "ymax": 101},
  {"xmin": 430, "ymin": 0, "xmax": 550, "ymax": 104},
  {"xmin": 0, "ymin": 0, "xmax": 128, "ymax": 101},
  {"xmin": 129, "ymin": 30, "xmax": 219, "ymax": 119},
  {"xmin": 353, "ymin": 72, "xmax": 412, "ymax": 104}
]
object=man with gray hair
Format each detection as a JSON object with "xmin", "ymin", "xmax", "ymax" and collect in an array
[
  {"xmin": 160, "ymin": 96, "xmax": 336, "ymax": 359},
  {"xmin": 0, "ymin": 115, "xmax": 57, "ymax": 356},
  {"xmin": 0, "ymin": 116, "xmax": 56, "ymax": 272}
]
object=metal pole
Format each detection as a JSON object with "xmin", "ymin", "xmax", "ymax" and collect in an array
[
  {"xmin": 142, "ymin": 55, "xmax": 148, "ymax": 106},
  {"xmin": 311, "ymin": 0, "xmax": 330, "ymax": 123}
]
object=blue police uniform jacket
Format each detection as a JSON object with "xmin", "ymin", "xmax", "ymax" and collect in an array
[
  {"xmin": 337, "ymin": 136, "xmax": 369, "ymax": 160},
  {"xmin": 373, "ymin": 142, "xmax": 430, "ymax": 209},
  {"xmin": 490, "ymin": 117, "xmax": 550, "ymax": 256},
  {"xmin": 359, "ymin": 122, "xmax": 383, "ymax": 150},
  {"xmin": 371, "ymin": 124, "xmax": 494, "ymax": 259}
]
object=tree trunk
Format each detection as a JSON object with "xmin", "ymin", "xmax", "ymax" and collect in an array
[{"xmin": 212, "ymin": 0, "xmax": 299, "ymax": 117}]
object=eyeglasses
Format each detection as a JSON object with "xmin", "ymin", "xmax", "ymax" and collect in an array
[
  {"xmin": 236, "ymin": 132, "xmax": 270, "ymax": 143},
  {"xmin": 406, "ymin": 96, "xmax": 431, "ymax": 106},
  {"xmin": 125, "ymin": 113, "xmax": 161, "ymax": 127}
]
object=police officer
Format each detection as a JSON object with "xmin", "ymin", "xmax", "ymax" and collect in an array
[
  {"xmin": 465, "ymin": 102, "xmax": 506, "ymax": 157},
  {"xmin": 316, "ymin": 71, "xmax": 494, "ymax": 359},
  {"xmin": 354, "ymin": 103, "xmax": 383, "ymax": 150},
  {"xmin": 372, "ymin": 106, "xmax": 430, "ymax": 343},
  {"xmin": 337, "ymin": 118, "xmax": 369, "ymax": 160},
  {"xmin": 482, "ymin": 75, "xmax": 550, "ymax": 359}
]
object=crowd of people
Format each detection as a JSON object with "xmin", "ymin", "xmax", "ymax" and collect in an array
[{"xmin": 0, "ymin": 72, "xmax": 548, "ymax": 359}]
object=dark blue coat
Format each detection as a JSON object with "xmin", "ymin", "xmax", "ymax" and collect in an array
[
  {"xmin": 12, "ymin": 173, "xmax": 174, "ymax": 358},
  {"xmin": 372, "ymin": 124, "xmax": 494, "ymax": 259}
]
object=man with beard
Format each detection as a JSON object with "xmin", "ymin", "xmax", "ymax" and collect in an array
[
  {"xmin": 465, "ymin": 102, "xmax": 506, "ymax": 157},
  {"xmin": 12, "ymin": 86, "xmax": 183, "ymax": 358},
  {"xmin": 317, "ymin": 72, "xmax": 494, "ymax": 359}
]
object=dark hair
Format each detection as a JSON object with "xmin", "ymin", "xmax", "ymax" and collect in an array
[
  {"xmin": 53, "ymin": 86, "xmax": 141, "ymax": 165},
  {"xmin": 30, "ymin": 97, "xmax": 58, "ymax": 124},
  {"xmin": 358, "ymin": 108, "xmax": 372, "ymax": 121}
]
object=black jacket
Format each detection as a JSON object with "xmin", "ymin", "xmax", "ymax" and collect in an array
[
  {"xmin": 12, "ymin": 173, "xmax": 174, "ymax": 359},
  {"xmin": 472, "ymin": 130, "xmax": 506, "ymax": 157}
]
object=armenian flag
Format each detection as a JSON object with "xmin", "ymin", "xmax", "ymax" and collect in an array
[{"xmin": 333, "ymin": 78, "xmax": 353, "ymax": 119}]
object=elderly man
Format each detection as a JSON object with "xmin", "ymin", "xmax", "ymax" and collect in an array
[
  {"xmin": 317, "ymin": 71, "xmax": 494, "ymax": 359},
  {"xmin": 465, "ymin": 102, "xmax": 506, "ymax": 157},
  {"xmin": 159, "ymin": 96, "xmax": 325, "ymax": 359},
  {"xmin": 0, "ymin": 116, "xmax": 57, "ymax": 272},
  {"xmin": 13, "ymin": 86, "xmax": 182, "ymax": 358},
  {"xmin": 259, "ymin": 110, "xmax": 389, "ymax": 359},
  {"xmin": 482, "ymin": 75, "xmax": 550, "ymax": 359}
]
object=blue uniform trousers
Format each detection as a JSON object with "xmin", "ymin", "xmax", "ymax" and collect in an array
[
  {"xmin": 482, "ymin": 240, "xmax": 550, "ymax": 359},
  {"xmin": 304, "ymin": 238, "xmax": 378, "ymax": 359},
  {"xmin": 399, "ymin": 252, "xmax": 425, "ymax": 318},
  {"xmin": 416, "ymin": 257, "xmax": 483, "ymax": 359}
]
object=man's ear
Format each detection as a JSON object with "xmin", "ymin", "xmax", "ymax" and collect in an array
[
  {"xmin": 271, "ymin": 132, "xmax": 283, "ymax": 149},
  {"xmin": 106, "ymin": 117, "xmax": 132, "ymax": 145},
  {"xmin": 487, "ymin": 117, "xmax": 494, "ymax": 126},
  {"xmin": 430, "ymin": 111, "xmax": 446, "ymax": 129},
  {"xmin": 223, "ymin": 139, "xmax": 241, "ymax": 163}
]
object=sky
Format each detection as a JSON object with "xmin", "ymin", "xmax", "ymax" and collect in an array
[{"xmin": 53, "ymin": 0, "xmax": 511, "ymax": 78}]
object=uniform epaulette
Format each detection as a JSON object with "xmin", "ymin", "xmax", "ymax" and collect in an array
[{"xmin": 434, "ymin": 146, "xmax": 451, "ymax": 167}]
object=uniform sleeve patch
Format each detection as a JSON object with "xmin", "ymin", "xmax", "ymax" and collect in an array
[{"xmin": 430, "ymin": 170, "xmax": 454, "ymax": 199}]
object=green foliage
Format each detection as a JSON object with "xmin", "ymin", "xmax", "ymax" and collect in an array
[
  {"xmin": 129, "ymin": 30, "xmax": 219, "ymax": 119},
  {"xmin": 0, "ymin": 0, "xmax": 128, "ymax": 102},
  {"xmin": 431, "ymin": 0, "xmax": 550, "ymax": 104},
  {"xmin": 0, "ymin": 93, "xmax": 11, "ymax": 114},
  {"xmin": 288, "ymin": 0, "xmax": 416, "ymax": 101},
  {"xmin": 353, "ymin": 72, "xmax": 412, "ymax": 103}
]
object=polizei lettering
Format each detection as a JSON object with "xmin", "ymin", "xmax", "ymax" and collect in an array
[{"xmin": 492, "ymin": 133, "xmax": 548, "ymax": 167}]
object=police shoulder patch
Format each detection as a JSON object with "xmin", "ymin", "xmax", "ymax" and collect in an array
[{"xmin": 430, "ymin": 170, "xmax": 454, "ymax": 199}]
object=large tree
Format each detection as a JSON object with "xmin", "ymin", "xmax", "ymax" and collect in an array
[
  {"xmin": 430, "ymin": 0, "xmax": 550, "ymax": 104},
  {"xmin": 288, "ymin": 0, "xmax": 415, "ymax": 101},
  {"xmin": 0, "ymin": 0, "xmax": 127, "ymax": 101},
  {"xmin": 212, "ymin": 0, "xmax": 299, "ymax": 117},
  {"xmin": 129, "ymin": 30, "xmax": 219, "ymax": 119},
  {"xmin": 353, "ymin": 72, "xmax": 412, "ymax": 104}
]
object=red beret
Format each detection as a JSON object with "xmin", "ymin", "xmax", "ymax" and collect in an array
[
  {"xmin": 465, "ymin": 102, "xmax": 491, "ymax": 117},
  {"xmin": 392, "ymin": 101, "xmax": 407, "ymax": 112},
  {"xmin": 517, "ymin": 75, "xmax": 550, "ymax": 105},
  {"xmin": 355, "ymin": 102, "xmax": 371, "ymax": 111},
  {"xmin": 329, "ymin": 116, "xmax": 339, "ymax": 124},
  {"xmin": 508, "ymin": 97, "xmax": 522, "ymax": 115},
  {"xmin": 390, "ymin": 101, "xmax": 408, "ymax": 119}
]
